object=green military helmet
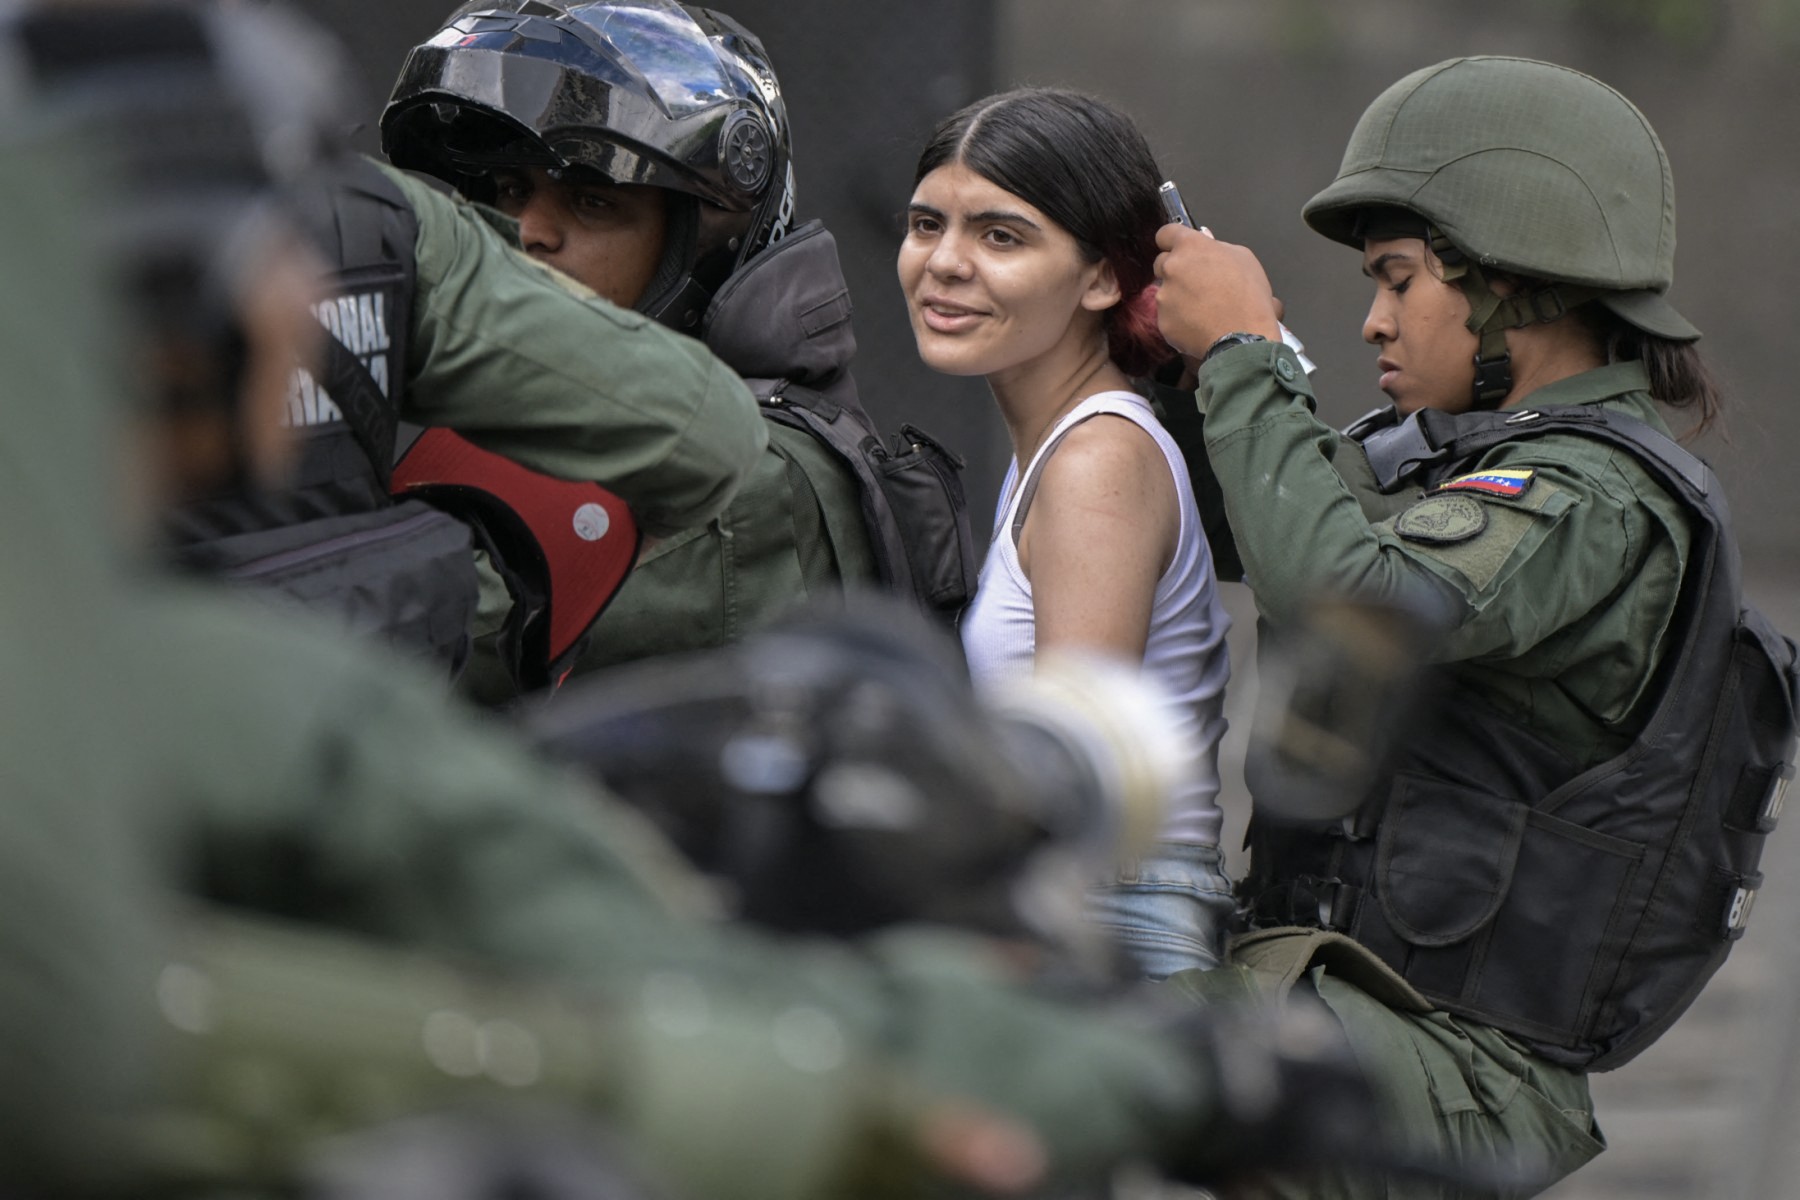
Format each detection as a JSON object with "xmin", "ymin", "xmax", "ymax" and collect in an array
[{"xmin": 1303, "ymin": 56, "xmax": 1698, "ymax": 345}]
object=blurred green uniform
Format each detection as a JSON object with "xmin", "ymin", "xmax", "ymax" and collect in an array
[{"xmin": 0, "ymin": 139, "xmax": 168, "ymax": 1191}]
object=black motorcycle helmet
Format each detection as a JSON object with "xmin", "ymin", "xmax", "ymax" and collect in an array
[{"xmin": 381, "ymin": 0, "xmax": 796, "ymax": 333}]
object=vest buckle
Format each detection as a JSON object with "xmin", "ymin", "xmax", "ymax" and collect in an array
[{"xmin": 1251, "ymin": 875, "xmax": 1363, "ymax": 933}]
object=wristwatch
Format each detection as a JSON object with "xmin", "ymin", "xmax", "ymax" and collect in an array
[{"xmin": 1200, "ymin": 332, "xmax": 1269, "ymax": 364}]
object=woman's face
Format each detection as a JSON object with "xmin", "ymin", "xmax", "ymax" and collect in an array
[
  {"xmin": 1361, "ymin": 236, "xmax": 1480, "ymax": 415},
  {"xmin": 898, "ymin": 161, "xmax": 1118, "ymax": 380}
]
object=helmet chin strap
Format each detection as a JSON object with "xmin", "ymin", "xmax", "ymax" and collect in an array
[
  {"xmin": 635, "ymin": 193, "xmax": 702, "ymax": 330},
  {"xmin": 633, "ymin": 191, "xmax": 768, "ymax": 335},
  {"xmin": 1428, "ymin": 226, "xmax": 1604, "ymax": 411}
]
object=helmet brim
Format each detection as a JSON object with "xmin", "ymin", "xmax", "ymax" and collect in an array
[
  {"xmin": 1597, "ymin": 289, "xmax": 1700, "ymax": 342},
  {"xmin": 1301, "ymin": 170, "xmax": 1425, "ymax": 250}
]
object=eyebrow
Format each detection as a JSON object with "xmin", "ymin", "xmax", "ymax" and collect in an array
[
  {"xmin": 905, "ymin": 202, "xmax": 1042, "ymax": 232},
  {"xmin": 1362, "ymin": 250, "xmax": 1415, "ymax": 278}
]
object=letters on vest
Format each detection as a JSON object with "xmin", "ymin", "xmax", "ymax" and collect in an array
[
  {"xmin": 1243, "ymin": 405, "xmax": 1800, "ymax": 1071},
  {"xmin": 166, "ymin": 160, "xmax": 479, "ymax": 672}
]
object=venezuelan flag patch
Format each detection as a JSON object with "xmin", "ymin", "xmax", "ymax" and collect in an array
[{"xmin": 1434, "ymin": 468, "xmax": 1536, "ymax": 499}]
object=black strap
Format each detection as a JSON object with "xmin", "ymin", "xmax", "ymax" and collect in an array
[
  {"xmin": 1356, "ymin": 404, "xmax": 1712, "ymax": 501},
  {"xmin": 753, "ymin": 380, "xmax": 916, "ymax": 595},
  {"xmin": 315, "ymin": 331, "xmax": 398, "ymax": 488},
  {"xmin": 1009, "ymin": 422, "xmax": 1083, "ymax": 548}
]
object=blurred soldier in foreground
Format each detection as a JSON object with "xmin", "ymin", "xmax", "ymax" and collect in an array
[{"xmin": 0, "ymin": 3, "xmax": 1385, "ymax": 1198}]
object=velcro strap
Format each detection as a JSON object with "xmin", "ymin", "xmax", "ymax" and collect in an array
[
  {"xmin": 1700, "ymin": 868, "xmax": 1763, "ymax": 940},
  {"xmin": 1725, "ymin": 761, "xmax": 1793, "ymax": 833},
  {"xmin": 1487, "ymin": 285, "xmax": 1607, "ymax": 331}
]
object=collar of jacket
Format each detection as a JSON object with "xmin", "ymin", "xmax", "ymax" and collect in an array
[
  {"xmin": 1522, "ymin": 359, "xmax": 1652, "ymax": 410},
  {"xmin": 700, "ymin": 219, "xmax": 856, "ymax": 400}
]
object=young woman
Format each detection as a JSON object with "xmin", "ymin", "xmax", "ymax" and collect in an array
[{"xmin": 898, "ymin": 87, "xmax": 1232, "ymax": 978}]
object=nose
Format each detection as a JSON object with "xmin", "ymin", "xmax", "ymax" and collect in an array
[
  {"xmin": 515, "ymin": 192, "xmax": 564, "ymax": 256},
  {"xmin": 1363, "ymin": 288, "xmax": 1395, "ymax": 346},
  {"xmin": 924, "ymin": 229, "xmax": 972, "ymax": 281}
]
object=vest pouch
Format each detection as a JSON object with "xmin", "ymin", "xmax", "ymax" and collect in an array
[
  {"xmin": 1374, "ymin": 772, "xmax": 1649, "ymax": 1047},
  {"xmin": 873, "ymin": 424, "xmax": 979, "ymax": 614},
  {"xmin": 184, "ymin": 498, "xmax": 479, "ymax": 671},
  {"xmin": 1375, "ymin": 776, "xmax": 1528, "ymax": 946}
]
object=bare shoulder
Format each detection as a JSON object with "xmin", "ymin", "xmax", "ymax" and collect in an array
[{"xmin": 1036, "ymin": 412, "xmax": 1172, "ymax": 505}]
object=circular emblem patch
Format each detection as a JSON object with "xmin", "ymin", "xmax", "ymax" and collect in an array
[
  {"xmin": 572, "ymin": 502, "xmax": 611, "ymax": 543},
  {"xmin": 1394, "ymin": 494, "xmax": 1488, "ymax": 545},
  {"xmin": 721, "ymin": 110, "xmax": 773, "ymax": 194}
]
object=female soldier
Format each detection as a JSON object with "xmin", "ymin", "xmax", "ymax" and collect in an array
[
  {"xmin": 900, "ymin": 88, "xmax": 1233, "ymax": 978},
  {"xmin": 1154, "ymin": 56, "xmax": 1792, "ymax": 1197}
]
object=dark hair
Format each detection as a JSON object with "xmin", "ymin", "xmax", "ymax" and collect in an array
[
  {"xmin": 913, "ymin": 87, "xmax": 1174, "ymax": 377},
  {"xmin": 1580, "ymin": 309, "xmax": 1725, "ymax": 440}
]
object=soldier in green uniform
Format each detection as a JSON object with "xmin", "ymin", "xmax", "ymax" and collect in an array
[
  {"xmin": 380, "ymin": 0, "xmax": 898, "ymax": 699},
  {"xmin": 1152, "ymin": 57, "xmax": 1777, "ymax": 1197}
]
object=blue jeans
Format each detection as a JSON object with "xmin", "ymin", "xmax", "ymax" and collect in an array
[{"xmin": 1086, "ymin": 841, "xmax": 1235, "ymax": 980}]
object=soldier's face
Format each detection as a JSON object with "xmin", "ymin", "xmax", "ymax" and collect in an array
[
  {"xmin": 492, "ymin": 166, "xmax": 668, "ymax": 308},
  {"xmin": 1360, "ymin": 237, "xmax": 1479, "ymax": 415}
]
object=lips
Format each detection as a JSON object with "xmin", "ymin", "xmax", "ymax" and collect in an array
[
  {"xmin": 1376, "ymin": 357, "xmax": 1400, "ymax": 394},
  {"xmin": 918, "ymin": 296, "xmax": 987, "ymax": 334}
]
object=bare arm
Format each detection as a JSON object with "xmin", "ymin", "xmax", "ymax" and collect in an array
[{"xmin": 1020, "ymin": 415, "xmax": 1178, "ymax": 662}]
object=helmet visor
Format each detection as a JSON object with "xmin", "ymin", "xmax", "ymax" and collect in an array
[{"xmin": 384, "ymin": 2, "xmax": 758, "ymax": 208}]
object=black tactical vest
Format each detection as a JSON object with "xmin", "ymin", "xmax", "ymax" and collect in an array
[
  {"xmin": 1241, "ymin": 404, "xmax": 1799, "ymax": 1071},
  {"xmin": 166, "ymin": 159, "xmax": 479, "ymax": 669},
  {"xmin": 752, "ymin": 381, "xmax": 977, "ymax": 625}
]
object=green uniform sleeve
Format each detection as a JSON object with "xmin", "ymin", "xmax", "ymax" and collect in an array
[
  {"xmin": 1197, "ymin": 344, "xmax": 1689, "ymax": 759},
  {"xmin": 380, "ymin": 165, "xmax": 767, "ymax": 539},
  {"xmin": 132, "ymin": 584, "xmax": 716, "ymax": 980},
  {"xmin": 1196, "ymin": 340, "xmax": 1467, "ymax": 627},
  {"xmin": 1199, "ymin": 344, "xmax": 1651, "ymax": 655},
  {"xmin": 574, "ymin": 424, "xmax": 878, "ymax": 669}
]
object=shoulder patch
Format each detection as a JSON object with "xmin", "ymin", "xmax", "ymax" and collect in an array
[
  {"xmin": 1434, "ymin": 468, "xmax": 1536, "ymax": 500},
  {"xmin": 1394, "ymin": 494, "xmax": 1489, "ymax": 545}
]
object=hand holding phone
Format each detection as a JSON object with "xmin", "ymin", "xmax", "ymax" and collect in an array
[{"xmin": 1157, "ymin": 181, "xmax": 1316, "ymax": 375}]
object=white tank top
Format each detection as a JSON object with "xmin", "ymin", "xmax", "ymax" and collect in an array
[{"xmin": 961, "ymin": 391, "xmax": 1231, "ymax": 846}]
